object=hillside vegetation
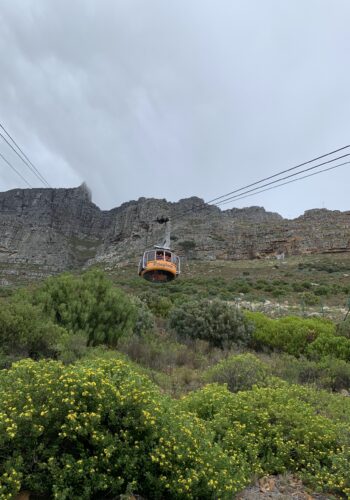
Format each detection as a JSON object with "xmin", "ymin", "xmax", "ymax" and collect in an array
[{"xmin": 0, "ymin": 256, "xmax": 350, "ymax": 499}]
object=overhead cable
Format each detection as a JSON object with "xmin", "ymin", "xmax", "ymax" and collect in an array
[
  {"xmin": 0, "ymin": 124, "xmax": 51, "ymax": 188},
  {"xmin": 214, "ymin": 153, "xmax": 350, "ymax": 207},
  {"xmin": 171, "ymin": 144, "xmax": 350, "ymax": 221},
  {"xmin": 217, "ymin": 160, "xmax": 350, "ymax": 206},
  {"xmin": 0, "ymin": 151, "xmax": 33, "ymax": 188}
]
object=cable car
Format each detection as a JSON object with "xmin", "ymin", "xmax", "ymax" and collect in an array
[
  {"xmin": 138, "ymin": 247, "xmax": 180, "ymax": 282},
  {"xmin": 138, "ymin": 217, "xmax": 181, "ymax": 282}
]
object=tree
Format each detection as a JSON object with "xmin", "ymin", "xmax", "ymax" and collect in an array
[{"xmin": 35, "ymin": 269, "xmax": 136, "ymax": 347}]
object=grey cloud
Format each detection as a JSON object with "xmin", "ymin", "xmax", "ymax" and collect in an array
[{"xmin": 0, "ymin": 0, "xmax": 349, "ymax": 218}]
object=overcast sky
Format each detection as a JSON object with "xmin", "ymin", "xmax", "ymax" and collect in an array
[{"xmin": 0, "ymin": 1, "xmax": 349, "ymax": 218}]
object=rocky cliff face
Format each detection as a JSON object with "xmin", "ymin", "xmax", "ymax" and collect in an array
[{"xmin": 1, "ymin": 184, "xmax": 350, "ymax": 272}]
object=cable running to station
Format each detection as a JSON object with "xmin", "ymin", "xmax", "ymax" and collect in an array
[
  {"xmin": 0, "ymin": 123, "xmax": 51, "ymax": 188},
  {"xmin": 214, "ymin": 153, "xmax": 350, "ymax": 208},
  {"xmin": 217, "ymin": 160, "xmax": 350, "ymax": 206},
  {"xmin": 0, "ymin": 151, "xmax": 33, "ymax": 188},
  {"xmin": 171, "ymin": 145, "xmax": 350, "ymax": 221}
]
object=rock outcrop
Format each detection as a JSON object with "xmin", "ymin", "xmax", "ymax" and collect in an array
[{"xmin": 0, "ymin": 185, "xmax": 350, "ymax": 272}]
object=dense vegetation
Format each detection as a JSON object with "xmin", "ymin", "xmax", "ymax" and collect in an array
[{"xmin": 0, "ymin": 264, "xmax": 350, "ymax": 498}]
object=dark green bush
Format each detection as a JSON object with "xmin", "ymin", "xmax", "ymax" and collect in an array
[
  {"xmin": 314, "ymin": 285, "xmax": 331, "ymax": 296},
  {"xmin": 269, "ymin": 354, "xmax": 350, "ymax": 392},
  {"xmin": 336, "ymin": 319, "xmax": 350, "ymax": 339},
  {"xmin": 204, "ymin": 353, "xmax": 271, "ymax": 392},
  {"xmin": 131, "ymin": 297, "xmax": 155, "ymax": 336},
  {"xmin": 0, "ymin": 300, "xmax": 67, "ymax": 367},
  {"xmin": 301, "ymin": 292, "xmax": 320, "ymax": 306},
  {"xmin": 35, "ymin": 270, "xmax": 136, "ymax": 347},
  {"xmin": 169, "ymin": 299, "xmax": 254, "ymax": 348},
  {"xmin": 271, "ymin": 287, "xmax": 286, "ymax": 298},
  {"xmin": 138, "ymin": 292, "xmax": 173, "ymax": 318}
]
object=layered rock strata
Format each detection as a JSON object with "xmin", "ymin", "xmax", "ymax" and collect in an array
[{"xmin": 0, "ymin": 184, "xmax": 349, "ymax": 271}]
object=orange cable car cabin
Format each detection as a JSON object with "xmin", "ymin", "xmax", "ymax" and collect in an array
[{"xmin": 138, "ymin": 248, "xmax": 180, "ymax": 282}]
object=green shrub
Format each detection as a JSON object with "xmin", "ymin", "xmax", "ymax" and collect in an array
[
  {"xmin": 35, "ymin": 270, "xmax": 136, "ymax": 347},
  {"xmin": 0, "ymin": 358, "xmax": 249, "ymax": 499},
  {"xmin": 131, "ymin": 297, "xmax": 155, "ymax": 336},
  {"xmin": 181, "ymin": 383, "xmax": 350, "ymax": 497},
  {"xmin": 139, "ymin": 293, "xmax": 173, "ymax": 318},
  {"xmin": 0, "ymin": 300, "xmax": 67, "ymax": 367},
  {"xmin": 336, "ymin": 319, "xmax": 350, "ymax": 339},
  {"xmin": 269, "ymin": 354, "xmax": 350, "ymax": 392},
  {"xmin": 271, "ymin": 287, "xmax": 286, "ymax": 298},
  {"xmin": 316, "ymin": 357, "xmax": 350, "ymax": 391},
  {"xmin": 204, "ymin": 353, "xmax": 271, "ymax": 392},
  {"xmin": 314, "ymin": 285, "xmax": 331, "ymax": 297},
  {"xmin": 169, "ymin": 299, "xmax": 253, "ymax": 348},
  {"xmin": 247, "ymin": 312, "xmax": 335, "ymax": 357},
  {"xmin": 301, "ymin": 292, "xmax": 320, "ymax": 306},
  {"xmin": 306, "ymin": 333, "xmax": 350, "ymax": 362}
]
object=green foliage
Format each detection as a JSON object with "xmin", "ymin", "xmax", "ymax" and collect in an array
[
  {"xmin": 0, "ymin": 299, "xmax": 67, "ymax": 367},
  {"xmin": 138, "ymin": 293, "xmax": 173, "ymax": 318},
  {"xmin": 0, "ymin": 358, "xmax": 249, "ymax": 499},
  {"xmin": 204, "ymin": 353, "xmax": 271, "ymax": 392},
  {"xmin": 336, "ymin": 318, "xmax": 350, "ymax": 339},
  {"xmin": 306, "ymin": 333, "xmax": 350, "ymax": 361},
  {"xmin": 35, "ymin": 270, "xmax": 136, "ymax": 347},
  {"xmin": 300, "ymin": 291, "xmax": 320, "ymax": 306},
  {"xmin": 169, "ymin": 299, "xmax": 253, "ymax": 348},
  {"xmin": 131, "ymin": 297, "xmax": 155, "ymax": 336},
  {"xmin": 181, "ymin": 383, "xmax": 350, "ymax": 497},
  {"xmin": 268, "ymin": 353, "xmax": 350, "ymax": 392},
  {"xmin": 247, "ymin": 312, "xmax": 335, "ymax": 357}
]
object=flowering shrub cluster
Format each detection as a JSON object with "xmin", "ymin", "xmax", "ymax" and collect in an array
[
  {"xmin": 0, "ymin": 358, "xmax": 248, "ymax": 499},
  {"xmin": 0, "ymin": 357, "xmax": 349, "ymax": 498},
  {"xmin": 181, "ymin": 383, "xmax": 350, "ymax": 497}
]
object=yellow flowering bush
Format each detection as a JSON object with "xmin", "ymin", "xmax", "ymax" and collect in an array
[
  {"xmin": 181, "ymin": 383, "xmax": 350, "ymax": 497},
  {"xmin": 0, "ymin": 358, "xmax": 248, "ymax": 499}
]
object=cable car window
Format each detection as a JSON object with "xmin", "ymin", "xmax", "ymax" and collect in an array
[
  {"xmin": 146, "ymin": 251, "xmax": 155, "ymax": 261},
  {"xmin": 156, "ymin": 251, "xmax": 164, "ymax": 260},
  {"xmin": 165, "ymin": 252, "xmax": 171, "ymax": 262}
]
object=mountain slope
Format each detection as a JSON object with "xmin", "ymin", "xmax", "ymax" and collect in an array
[{"xmin": 0, "ymin": 184, "xmax": 350, "ymax": 271}]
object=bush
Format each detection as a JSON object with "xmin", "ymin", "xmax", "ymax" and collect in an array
[
  {"xmin": 131, "ymin": 297, "xmax": 155, "ymax": 336},
  {"xmin": 138, "ymin": 293, "xmax": 173, "ymax": 318},
  {"xmin": 204, "ymin": 353, "xmax": 271, "ymax": 392},
  {"xmin": 247, "ymin": 312, "xmax": 335, "ymax": 357},
  {"xmin": 0, "ymin": 358, "xmax": 249, "ymax": 499},
  {"xmin": 35, "ymin": 270, "xmax": 136, "ymax": 347},
  {"xmin": 169, "ymin": 299, "xmax": 254, "ymax": 348},
  {"xmin": 336, "ymin": 318, "xmax": 350, "ymax": 339},
  {"xmin": 181, "ymin": 383, "xmax": 350, "ymax": 497},
  {"xmin": 301, "ymin": 292, "xmax": 320, "ymax": 306},
  {"xmin": 306, "ymin": 333, "xmax": 350, "ymax": 362},
  {"xmin": 269, "ymin": 354, "xmax": 350, "ymax": 392},
  {"xmin": 0, "ymin": 300, "xmax": 67, "ymax": 367}
]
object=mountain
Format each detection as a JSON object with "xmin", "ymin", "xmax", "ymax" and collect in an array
[{"xmin": 1, "ymin": 184, "xmax": 350, "ymax": 272}]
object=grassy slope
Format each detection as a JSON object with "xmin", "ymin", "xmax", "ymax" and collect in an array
[{"xmin": 105, "ymin": 253, "xmax": 350, "ymax": 320}]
